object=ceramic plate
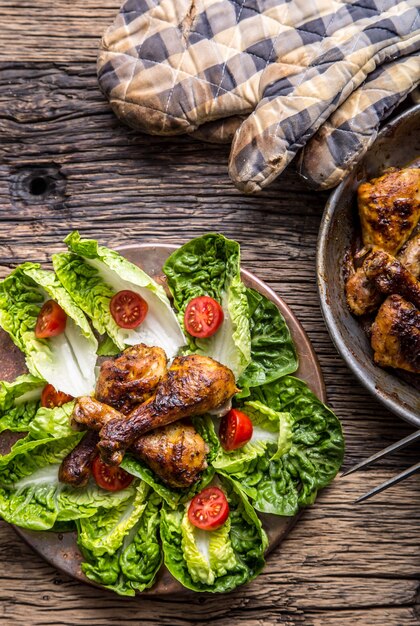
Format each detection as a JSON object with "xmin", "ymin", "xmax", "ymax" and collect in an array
[{"xmin": 1, "ymin": 243, "xmax": 326, "ymax": 594}]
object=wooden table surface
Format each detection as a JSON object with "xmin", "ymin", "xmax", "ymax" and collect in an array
[{"xmin": 0, "ymin": 3, "xmax": 419, "ymax": 625}]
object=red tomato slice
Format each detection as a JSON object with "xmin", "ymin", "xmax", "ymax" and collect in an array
[
  {"xmin": 219, "ymin": 409, "xmax": 253, "ymax": 451},
  {"xmin": 92, "ymin": 456, "xmax": 134, "ymax": 492},
  {"xmin": 184, "ymin": 296, "xmax": 224, "ymax": 338},
  {"xmin": 110, "ymin": 290, "xmax": 148, "ymax": 329},
  {"xmin": 188, "ymin": 486, "xmax": 229, "ymax": 530},
  {"xmin": 41, "ymin": 384, "xmax": 73, "ymax": 409},
  {"xmin": 35, "ymin": 300, "xmax": 67, "ymax": 338}
]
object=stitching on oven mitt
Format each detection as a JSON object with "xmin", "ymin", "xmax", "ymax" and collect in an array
[
  {"xmin": 297, "ymin": 54, "xmax": 420, "ymax": 189},
  {"xmin": 98, "ymin": 0, "xmax": 420, "ymax": 193}
]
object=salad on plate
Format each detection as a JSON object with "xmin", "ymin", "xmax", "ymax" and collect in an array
[{"xmin": 0, "ymin": 232, "xmax": 344, "ymax": 596}]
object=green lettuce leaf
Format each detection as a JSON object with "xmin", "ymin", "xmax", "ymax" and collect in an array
[
  {"xmin": 0, "ymin": 399, "xmax": 75, "ymax": 468},
  {"xmin": 0, "ymin": 434, "xmax": 137, "ymax": 530},
  {"xmin": 77, "ymin": 480, "xmax": 150, "ymax": 556},
  {"xmin": 121, "ymin": 415, "xmax": 219, "ymax": 508},
  {"xmin": 79, "ymin": 490, "xmax": 162, "ymax": 596},
  {"xmin": 27, "ymin": 401, "xmax": 75, "ymax": 441},
  {"xmin": 160, "ymin": 475, "xmax": 266, "ymax": 592},
  {"xmin": 163, "ymin": 234, "xmax": 251, "ymax": 379},
  {"xmin": 212, "ymin": 402, "xmax": 292, "ymax": 475},
  {"xmin": 0, "ymin": 374, "xmax": 44, "ymax": 434},
  {"xmin": 52, "ymin": 232, "xmax": 185, "ymax": 358},
  {"xmin": 238, "ymin": 288, "xmax": 298, "ymax": 390},
  {"xmin": 0, "ymin": 263, "xmax": 98, "ymax": 396},
  {"xmin": 217, "ymin": 377, "xmax": 344, "ymax": 516}
]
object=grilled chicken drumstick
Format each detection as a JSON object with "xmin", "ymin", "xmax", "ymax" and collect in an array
[
  {"xmin": 98, "ymin": 354, "xmax": 238, "ymax": 466},
  {"xmin": 58, "ymin": 430, "xmax": 99, "ymax": 487},
  {"xmin": 96, "ymin": 344, "xmax": 167, "ymax": 414},
  {"xmin": 67, "ymin": 397, "xmax": 209, "ymax": 489}
]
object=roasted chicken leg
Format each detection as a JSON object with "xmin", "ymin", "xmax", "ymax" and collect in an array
[
  {"xmin": 67, "ymin": 396, "xmax": 209, "ymax": 488},
  {"xmin": 58, "ymin": 430, "xmax": 99, "ymax": 487},
  {"xmin": 131, "ymin": 421, "xmax": 209, "ymax": 489},
  {"xmin": 98, "ymin": 354, "xmax": 238, "ymax": 465},
  {"xmin": 96, "ymin": 344, "xmax": 167, "ymax": 414},
  {"xmin": 371, "ymin": 295, "xmax": 420, "ymax": 373}
]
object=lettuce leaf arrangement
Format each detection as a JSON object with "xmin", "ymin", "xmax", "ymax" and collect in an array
[{"xmin": 0, "ymin": 232, "xmax": 344, "ymax": 596}]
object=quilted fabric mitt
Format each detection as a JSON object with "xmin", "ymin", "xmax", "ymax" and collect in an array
[{"xmin": 98, "ymin": 0, "xmax": 420, "ymax": 192}]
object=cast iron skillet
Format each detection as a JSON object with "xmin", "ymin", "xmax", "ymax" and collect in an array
[{"xmin": 317, "ymin": 105, "xmax": 420, "ymax": 428}]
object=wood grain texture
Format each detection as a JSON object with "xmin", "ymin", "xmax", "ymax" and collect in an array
[{"xmin": 0, "ymin": 2, "xmax": 419, "ymax": 625}]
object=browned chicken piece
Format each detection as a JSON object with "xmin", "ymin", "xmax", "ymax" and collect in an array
[
  {"xmin": 345, "ymin": 266, "xmax": 382, "ymax": 316},
  {"xmin": 98, "ymin": 354, "xmax": 238, "ymax": 466},
  {"xmin": 69, "ymin": 397, "xmax": 209, "ymax": 489},
  {"xmin": 358, "ymin": 167, "xmax": 420, "ymax": 255},
  {"xmin": 398, "ymin": 232, "xmax": 420, "ymax": 278},
  {"xmin": 58, "ymin": 430, "xmax": 99, "ymax": 487},
  {"xmin": 96, "ymin": 344, "xmax": 167, "ymax": 414},
  {"xmin": 371, "ymin": 295, "xmax": 420, "ymax": 373},
  {"xmin": 131, "ymin": 421, "xmax": 209, "ymax": 489},
  {"xmin": 363, "ymin": 249, "xmax": 420, "ymax": 310},
  {"xmin": 71, "ymin": 396, "xmax": 122, "ymax": 431}
]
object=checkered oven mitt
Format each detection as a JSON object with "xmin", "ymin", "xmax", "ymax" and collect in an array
[{"xmin": 98, "ymin": 0, "xmax": 420, "ymax": 193}]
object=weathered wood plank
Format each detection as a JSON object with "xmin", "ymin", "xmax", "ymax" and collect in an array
[{"xmin": 0, "ymin": 5, "xmax": 419, "ymax": 623}]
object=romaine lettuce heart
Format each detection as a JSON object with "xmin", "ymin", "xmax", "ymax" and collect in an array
[
  {"xmin": 0, "ymin": 434, "xmax": 137, "ymax": 530},
  {"xmin": 78, "ymin": 489, "xmax": 162, "ymax": 596},
  {"xmin": 216, "ymin": 377, "xmax": 344, "ymax": 516},
  {"xmin": 0, "ymin": 263, "xmax": 98, "ymax": 396},
  {"xmin": 238, "ymin": 287, "xmax": 298, "ymax": 390},
  {"xmin": 160, "ymin": 475, "xmax": 266, "ymax": 592},
  {"xmin": 53, "ymin": 231, "xmax": 185, "ymax": 359},
  {"xmin": 163, "ymin": 233, "xmax": 251, "ymax": 379},
  {"xmin": 0, "ymin": 374, "xmax": 44, "ymax": 434}
]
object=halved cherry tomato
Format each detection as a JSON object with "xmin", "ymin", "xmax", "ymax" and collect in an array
[
  {"xmin": 188, "ymin": 486, "xmax": 229, "ymax": 531},
  {"xmin": 110, "ymin": 290, "xmax": 148, "ymax": 329},
  {"xmin": 184, "ymin": 296, "xmax": 224, "ymax": 338},
  {"xmin": 35, "ymin": 300, "xmax": 67, "ymax": 338},
  {"xmin": 41, "ymin": 384, "xmax": 73, "ymax": 409},
  {"xmin": 92, "ymin": 456, "xmax": 134, "ymax": 492},
  {"xmin": 219, "ymin": 409, "xmax": 253, "ymax": 451}
]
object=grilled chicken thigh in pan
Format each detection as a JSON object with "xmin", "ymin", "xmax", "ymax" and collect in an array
[
  {"xmin": 345, "ymin": 166, "xmax": 420, "ymax": 375},
  {"xmin": 363, "ymin": 249, "xmax": 420, "ymax": 311},
  {"xmin": 98, "ymin": 354, "xmax": 238, "ymax": 466},
  {"xmin": 357, "ymin": 167, "xmax": 420, "ymax": 255},
  {"xmin": 371, "ymin": 295, "xmax": 420, "ymax": 373}
]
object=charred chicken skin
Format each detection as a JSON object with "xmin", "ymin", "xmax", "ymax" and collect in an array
[
  {"xmin": 371, "ymin": 295, "xmax": 420, "ymax": 374},
  {"xmin": 398, "ymin": 232, "xmax": 420, "ymax": 279},
  {"xmin": 67, "ymin": 396, "xmax": 209, "ymax": 489},
  {"xmin": 58, "ymin": 430, "xmax": 99, "ymax": 487},
  {"xmin": 345, "ymin": 264, "xmax": 382, "ymax": 316},
  {"xmin": 358, "ymin": 167, "xmax": 420, "ymax": 255},
  {"xmin": 98, "ymin": 354, "xmax": 238, "ymax": 466},
  {"xmin": 95, "ymin": 344, "xmax": 167, "ymax": 414},
  {"xmin": 131, "ymin": 421, "xmax": 209, "ymax": 489},
  {"xmin": 363, "ymin": 249, "xmax": 420, "ymax": 310}
]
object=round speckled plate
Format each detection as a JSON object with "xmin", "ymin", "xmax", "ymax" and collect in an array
[
  {"xmin": 317, "ymin": 105, "xmax": 420, "ymax": 428},
  {"xmin": 1, "ymin": 243, "xmax": 325, "ymax": 594}
]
